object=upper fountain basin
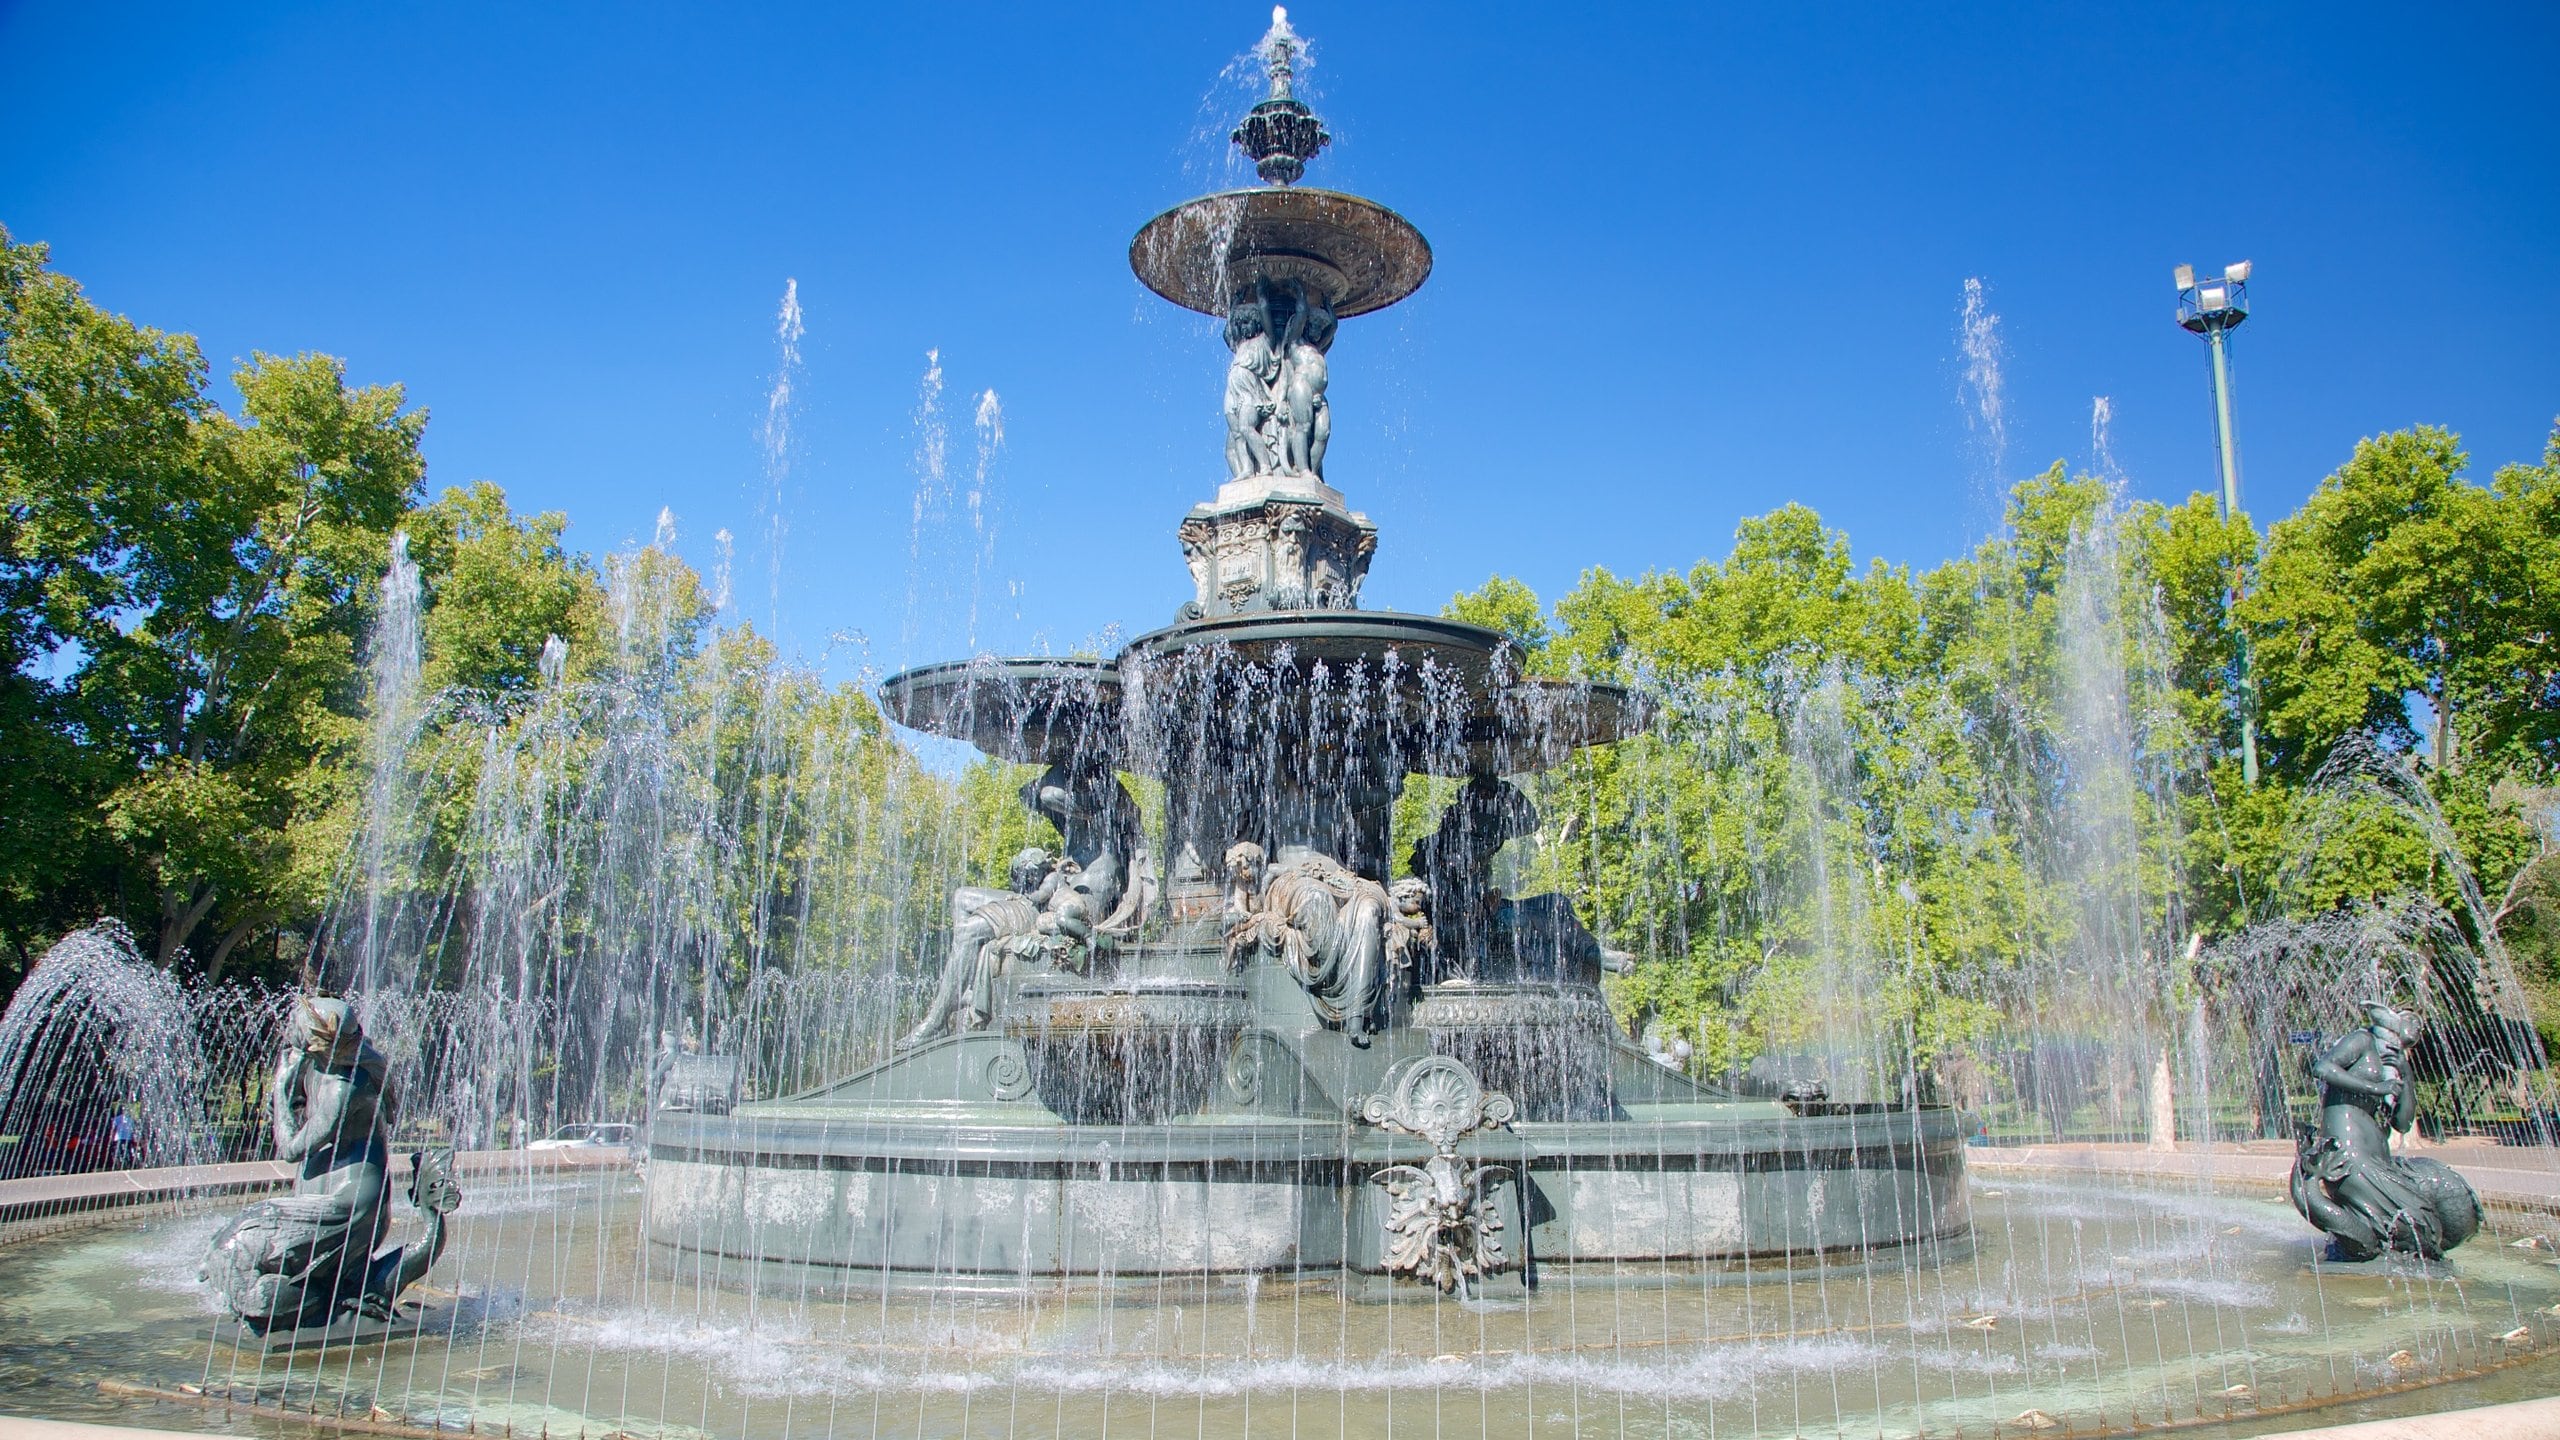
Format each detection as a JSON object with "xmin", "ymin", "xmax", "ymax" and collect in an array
[
  {"xmin": 878, "ymin": 613, "xmax": 1648, "ymax": 776},
  {"xmin": 1130, "ymin": 188, "xmax": 1432, "ymax": 318},
  {"xmin": 875, "ymin": 656, "xmax": 1121, "ymax": 766}
]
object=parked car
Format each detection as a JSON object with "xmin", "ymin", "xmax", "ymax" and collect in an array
[{"xmin": 527, "ymin": 1123, "xmax": 638, "ymax": 1154}]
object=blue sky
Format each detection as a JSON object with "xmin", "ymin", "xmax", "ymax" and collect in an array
[{"xmin": 5, "ymin": 2, "xmax": 2555, "ymax": 680}]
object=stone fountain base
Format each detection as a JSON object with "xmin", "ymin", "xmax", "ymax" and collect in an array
[{"xmin": 642, "ymin": 963, "xmax": 1971, "ymax": 1296}]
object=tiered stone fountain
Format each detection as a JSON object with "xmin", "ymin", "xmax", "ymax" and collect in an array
[{"xmin": 644, "ymin": 10, "xmax": 1969, "ymax": 1300}]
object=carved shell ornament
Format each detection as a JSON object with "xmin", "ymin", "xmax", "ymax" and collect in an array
[{"xmin": 1359, "ymin": 1054, "xmax": 1515, "ymax": 1151}]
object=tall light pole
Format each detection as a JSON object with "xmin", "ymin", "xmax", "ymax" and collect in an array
[{"xmin": 2176, "ymin": 260, "xmax": 2260, "ymax": 786}]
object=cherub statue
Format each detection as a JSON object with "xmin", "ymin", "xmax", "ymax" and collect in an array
[
  {"xmin": 2287, "ymin": 1000, "xmax": 2481, "ymax": 1259},
  {"xmin": 1277, "ymin": 280, "xmax": 1335, "ymax": 477},
  {"xmin": 1222, "ymin": 293, "xmax": 1283, "ymax": 479},
  {"xmin": 1223, "ymin": 840, "xmax": 1265, "ymax": 923},
  {"xmin": 1386, "ymin": 876, "xmax": 1433, "ymax": 986},
  {"xmin": 1024, "ymin": 757, "xmax": 1147, "ymax": 945},
  {"xmin": 202, "ymin": 997, "xmax": 462, "ymax": 1334}
]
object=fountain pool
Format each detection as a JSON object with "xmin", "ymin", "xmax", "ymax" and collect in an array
[{"xmin": 7, "ymin": 1172, "xmax": 2558, "ymax": 1438}]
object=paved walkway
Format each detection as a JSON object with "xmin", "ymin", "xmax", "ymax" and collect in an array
[
  {"xmin": 1969, "ymin": 1139, "xmax": 2560, "ymax": 1223},
  {"xmin": 0, "ymin": 1146, "xmax": 627, "ymax": 1225}
]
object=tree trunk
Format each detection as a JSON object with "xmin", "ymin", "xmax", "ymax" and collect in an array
[
  {"xmin": 204, "ymin": 911, "xmax": 268, "ymax": 982},
  {"xmin": 157, "ymin": 881, "xmax": 219, "ymax": 968},
  {"xmin": 2432, "ymin": 651, "xmax": 2457, "ymax": 773}
]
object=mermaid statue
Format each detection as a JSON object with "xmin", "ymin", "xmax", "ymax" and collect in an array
[
  {"xmin": 202, "ymin": 997, "xmax": 463, "ymax": 1335},
  {"xmin": 2287, "ymin": 1000, "xmax": 2481, "ymax": 1261}
]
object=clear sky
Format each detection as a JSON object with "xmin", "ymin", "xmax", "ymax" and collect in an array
[{"xmin": 5, "ymin": 1, "xmax": 2555, "ymax": 679}]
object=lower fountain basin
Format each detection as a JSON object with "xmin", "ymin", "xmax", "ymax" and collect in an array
[
  {"xmin": 643, "ymin": 1032, "xmax": 1972, "ymax": 1296},
  {"xmin": 16, "ymin": 1160, "xmax": 2557, "ymax": 1439}
]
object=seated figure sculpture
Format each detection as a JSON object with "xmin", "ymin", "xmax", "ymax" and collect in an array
[
  {"xmin": 1407, "ymin": 776, "xmax": 1534, "ymax": 982},
  {"xmin": 202, "ymin": 998, "xmax": 461, "ymax": 1335},
  {"xmin": 904, "ymin": 758, "xmax": 1149, "ymax": 1045},
  {"xmin": 2288, "ymin": 1001, "xmax": 2481, "ymax": 1260},
  {"xmin": 902, "ymin": 846, "xmax": 1064, "ymax": 1045},
  {"xmin": 1501, "ymin": 893, "xmax": 1637, "ymax": 986},
  {"xmin": 1409, "ymin": 776, "xmax": 1634, "ymax": 986}
]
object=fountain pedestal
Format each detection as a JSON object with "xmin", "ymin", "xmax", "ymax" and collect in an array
[{"xmin": 1176, "ymin": 474, "xmax": 1377, "ymax": 619}]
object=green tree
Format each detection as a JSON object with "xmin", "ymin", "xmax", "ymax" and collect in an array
[
  {"xmin": 2246, "ymin": 425, "xmax": 2555, "ymax": 778},
  {"xmin": 91, "ymin": 352, "xmax": 426, "ymax": 968},
  {"xmin": 1523, "ymin": 502, "xmax": 2035, "ymax": 1080},
  {"xmin": 0, "ymin": 228, "xmax": 213, "ymax": 973},
  {"xmin": 2481, "ymin": 425, "xmax": 2560, "ymax": 772},
  {"xmin": 4, "ymin": 231, "xmax": 434, "ymax": 980},
  {"xmin": 406, "ymin": 481, "xmax": 601, "ymax": 705},
  {"xmin": 2121, "ymin": 490, "xmax": 2257, "ymax": 764},
  {"xmin": 1444, "ymin": 575, "xmax": 1550, "ymax": 656}
]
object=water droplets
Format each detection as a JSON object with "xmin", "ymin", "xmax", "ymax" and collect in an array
[
  {"xmin": 1958, "ymin": 276, "xmax": 2008, "ymax": 483},
  {"xmin": 758, "ymin": 278, "xmax": 805, "ymax": 626}
]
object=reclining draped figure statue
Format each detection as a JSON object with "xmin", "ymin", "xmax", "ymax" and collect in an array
[
  {"xmin": 1223, "ymin": 840, "xmax": 1396, "ymax": 1044},
  {"xmin": 202, "ymin": 997, "xmax": 463, "ymax": 1334},
  {"xmin": 2287, "ymin": 1001, "xmax": 2481, "ymax": 1261}
]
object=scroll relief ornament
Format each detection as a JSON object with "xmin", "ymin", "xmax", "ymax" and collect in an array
[{"xmin": 1354, "ymin": 1055, "xmax": 1519, "ymax": 1296}]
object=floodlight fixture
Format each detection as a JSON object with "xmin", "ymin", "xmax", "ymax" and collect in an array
[{"xmin": 2177, "ymin": 259, "xmax": 2250, "ymax": 335}]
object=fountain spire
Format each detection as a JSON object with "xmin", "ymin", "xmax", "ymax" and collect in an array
[
  {"xmin": 1233, "ymin": 7, "xmax": 1330, "ymax": 186},
  {"xmin": 1130, "ymin": 9, "xmax": 1432, "ymax": 620}
]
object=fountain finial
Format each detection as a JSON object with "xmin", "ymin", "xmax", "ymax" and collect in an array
[
  {"xmin": 1264, "ymin": 8, "xmax": 1300, "ymax": 100},
  {"xmin": 1233, "ymin": 8, "xmax": 1328, "ymax": 186}
]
